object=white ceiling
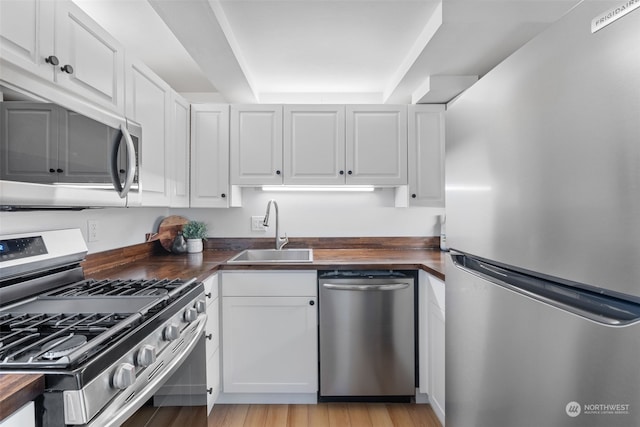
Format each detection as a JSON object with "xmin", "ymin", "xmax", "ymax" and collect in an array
[{"xmin": 74, "ymin": 0, "xmax": 591, "ymax": 104}]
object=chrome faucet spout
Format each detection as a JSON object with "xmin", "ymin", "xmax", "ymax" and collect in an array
[{"xmin": 263, "ymin": 199, "xmax": 289, "ymax": 250}]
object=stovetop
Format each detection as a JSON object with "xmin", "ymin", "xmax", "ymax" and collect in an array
[{"xmin": 0, "ymin": 278, "xmax": 197, "ymax": 369}]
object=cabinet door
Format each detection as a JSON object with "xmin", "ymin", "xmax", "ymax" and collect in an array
[
  {"xmin": 169, "ymin": 92, "xmax": 190, "ymax": 207},
  {"xmin": 346, "ymin": 105, "xmax": 407, "ymax": 185},
  {"xmin": 126, "ymin": 57, "xmax": 171, "ymax": 206},
  {"xmin": 408, "ymin": 105, "xmax": 445, "ymax": 207},
  {"xmin": 206, "ymin": 348, "xmax": 220, "ymax": 415},
  {"xmin": 284, "ymin": 105, "xmax": 345, "ymax": 185},
  {"xmin": 0, "ymin": 401, "xmax": 35, "ymax": 427},
  {"xmin": 0, "ymin": 0, "xmax": 55, "ymax": 81},
  {"xmin": 230, "ymin": 105, "xmax": 283, "ymax": 185},
  {"xmin": 222, "ymin": 296, "xmax": 318, "ymax": 393},
  {"xmin": 418, "ymin": 270, "xmax": 429, "ymax": 395},
  {"xmin": 54, "ymin": 1, "xmax": 125, "ymax": 114},
  {"xmin": 428, "ymin": 275, "xmax": 446, "ymax": 425},
  {"xmin": 190, "ymin": 105, "xmax": 230, "ymax": 208},
  {"xmin": 0, "ymin": 102, "xmax": 58, "ymax": 183}
]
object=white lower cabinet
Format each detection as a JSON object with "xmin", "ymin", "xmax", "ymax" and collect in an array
[
  {"xmin": 221, "ymin": 271, "xmax": 317, "ymax": 397},
  {"xmin": 419, "ymin": 270, "xmax": 446, "ymax": 426},
  {"xmin": 0, "ymin": 402, "xmax": 35, "ymax": 427}
]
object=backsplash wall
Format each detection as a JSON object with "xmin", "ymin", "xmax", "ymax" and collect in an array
[
  {"xmin": 172, "ymin": 188, "xmax": 443, "ymax": 238},
  {"xmin": 0, "ymin": 189, "xmax": 443, "ymax": 254}
]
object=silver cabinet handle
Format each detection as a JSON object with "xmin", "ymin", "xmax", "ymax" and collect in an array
[{"xmin": 322, "ymin": 283, "xmax": 410, "ymax": 291}]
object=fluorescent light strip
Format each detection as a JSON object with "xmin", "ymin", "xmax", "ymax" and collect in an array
[{"xmin": 262, "ymin": 185, "xmax": 375, "ymax": 192}]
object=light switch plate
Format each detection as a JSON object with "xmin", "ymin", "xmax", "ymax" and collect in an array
[{"xmin": 251, "ymin": 216, "xmax": 267, "ymax": 232}]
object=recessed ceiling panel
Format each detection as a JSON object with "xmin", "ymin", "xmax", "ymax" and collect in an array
[{"xmin": 219, "ymin": 0, "xmax": 441, "ymax": 94}]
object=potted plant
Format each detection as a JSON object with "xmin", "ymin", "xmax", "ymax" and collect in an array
[{"xmin": 181, "ymin": 220, "xmax": 208, "ymax": 253}]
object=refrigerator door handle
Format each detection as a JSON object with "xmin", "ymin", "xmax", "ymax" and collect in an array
[
  {"xmin": 452, "ymin": 254, "xmax": 640, "ymax": 326},
  {"xmin": 321, "ymin": 283, "xmax": 410, "ymax": 291}
]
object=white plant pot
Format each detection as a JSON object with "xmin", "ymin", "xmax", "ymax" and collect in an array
[{"xmin": 186, "ymin": 238, "xmax": 203, "ymax": 253}]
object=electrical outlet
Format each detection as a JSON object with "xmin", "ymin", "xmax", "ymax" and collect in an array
[
  {"xmin": 251, "ymin": 216, "xmax": 267, "ymax": 232},
  {"xmin": 87, "ymin": 220, "xmax": 100, "ymax": 242}
]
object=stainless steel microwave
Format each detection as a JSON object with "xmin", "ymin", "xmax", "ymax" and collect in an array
[{"xmin": 0, "ymin": 102, "xmax": 141, "ymax": 209}]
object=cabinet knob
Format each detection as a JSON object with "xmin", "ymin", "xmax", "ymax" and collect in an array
[
  {"xmin": 347, "ymin": 170, "xmax": 353, "ymax": 175},
  {"xmin": 206, "ymin": 334, "xmax": 213, "ymax": 340},
  {"xmin": 339, "ymin": 170, "xmax": 344, "ymax": 175},
  {"xmin": 221, "ymin": 193, "xmax": 226, "ymax": 198},
  {"xmin": 49, "ymin": 168, "xmax": 56, "ymax": 173},
  {"xmin": 309, "ymin": 300, "xmax": 315, "ymax": 306},
  {"xmin": 119, "ymin": 169, "xmax": 126, "ymax": 174},
  {"xmin": 207, "ymin": 388, "xmax": 213, "ymax": 394},
  {"xmin": 56, "ymin": 168, "xmax": 63, "ymax": 173},
  {"xmin": 205, "ymin": 292, "xmax": 212, "ymax": 298},
  {"xmin": 276, "ymin": 170, "xmax": 281, "ymax": 175},
  {"xmin": 411, "ymin": 194, "xmax": 417, "ymax": 199},
  {"xmin": 61, "ymin": 64, "xmax": 74, "ymax": 74},
  {"xmin": 45, "ymin": 55, "xmax": 59, "ymax": 66}
]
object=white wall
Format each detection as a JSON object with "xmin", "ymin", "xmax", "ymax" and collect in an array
[
  {"xmin": 0, "ymin": 190, "xmax": 442, "ymax": 254},
  {"xmin": 0, "ymin": 207, "xmax": 169, "ymax": 254},
  {"xmin": 172, "ymin": 188, "xmax": 443, "ymax": 238}
]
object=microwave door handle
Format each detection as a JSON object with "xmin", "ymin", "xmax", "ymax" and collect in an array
[
  {"xmin": 120, "ymin": 124, "xmax": 136, "ymax": 198},
  {"xmin": 110, "ymin": 128, "xmax": 125, "ymax": 196}
]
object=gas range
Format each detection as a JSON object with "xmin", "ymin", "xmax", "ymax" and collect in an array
[{"xmin": 0, "ymin": 229, "xmax": 206, "ymax": 426}]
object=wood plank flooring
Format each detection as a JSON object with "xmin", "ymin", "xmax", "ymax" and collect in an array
[{"xmin": 122, "ymin": 403, "xmax": 443, "ymax": 427}]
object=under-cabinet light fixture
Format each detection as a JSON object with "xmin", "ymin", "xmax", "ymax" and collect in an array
[{"xmin": 261, "ymin": 185, "xmax": 375, "ymax": 192}]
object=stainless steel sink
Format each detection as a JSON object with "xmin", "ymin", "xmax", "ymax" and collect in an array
[{"xmin": 226, "ymin": 248, "xmax": 314, "ymax": 264}]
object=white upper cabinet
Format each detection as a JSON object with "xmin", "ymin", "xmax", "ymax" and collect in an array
[
  {"xmin": 346, "ymin": 105, "xmax": 407, "ymax": 185},
  {"xmin": 408, "ymin": 105, "xmax": 445, "ymax": 207},
  {"xmin": 230, "ymin": 105, "xmax": 283, "ymax": 185},
  {"xmin": 54, "ymin": 1, "xmax": 125, "ymax": 113},
  {"xmin": 169, "ymin": 92, "xmax": 190, "ymax": 207},
  {"xmin": 126, "ymin": 56, "xmax": 171, "ymax": 206},
  {"xmin": 190, "ymin": 104, "xmax": 230, "ymax": 208},
  {"xmin": 0, "ymin": 0, "xmax": 55, "ymax": 81},
  {"xmin": 0, "ymin": 0, "xmax": 125, "ymax": 115},
  {"xmin": 283, "ymin": 105, "xmax": 346, "ymax": 185}
]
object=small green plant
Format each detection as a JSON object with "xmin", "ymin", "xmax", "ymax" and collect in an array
[{"xmin": 182, "ymin": 220, "xmax": 208, "ymax": 240}]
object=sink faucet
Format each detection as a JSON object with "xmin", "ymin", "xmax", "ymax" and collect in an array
[{"xmin": 263, "ymin": 199, "xmax": 289, "ymax": 250}]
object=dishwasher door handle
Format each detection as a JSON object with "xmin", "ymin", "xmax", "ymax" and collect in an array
[{"xmin": 321, "ymin": 283, "xmax": 410, "ymax": 291}]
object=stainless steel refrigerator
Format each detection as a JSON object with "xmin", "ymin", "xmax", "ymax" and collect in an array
[{"xmin": 445, "ymin": 1, "xmax": 640, "ymax": 426}]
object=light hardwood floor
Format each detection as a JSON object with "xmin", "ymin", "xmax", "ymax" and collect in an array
[{"xmin": 123, "ymin": 403, "xmax": 443, "ymax": 427}]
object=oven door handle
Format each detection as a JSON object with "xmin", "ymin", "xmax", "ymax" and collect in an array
[
  {"xmin": 83, "ymin": 315, "xmax": 206, "ymax": 427},
  {"xmin": 322, "ymin": 283, "xmax": 410, "ymax": 291}
]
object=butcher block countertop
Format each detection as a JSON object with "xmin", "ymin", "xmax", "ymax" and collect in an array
[
  {"xmin": 0, "ymin": 374, "xmax": 44, "ymax": 422},
  {"xmin": 85, "ymin": 238, "xmax": 446, "ymax": 281}
]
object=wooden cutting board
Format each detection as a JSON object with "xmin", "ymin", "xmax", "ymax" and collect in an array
[{"xmin": 148, "ymin": 215, "xmax": 189, "ymax": 252}]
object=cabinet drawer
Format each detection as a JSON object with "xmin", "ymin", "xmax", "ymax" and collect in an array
[{"xmin": 222, "ymin": 271, "xmax": 317, "ymax": 297}]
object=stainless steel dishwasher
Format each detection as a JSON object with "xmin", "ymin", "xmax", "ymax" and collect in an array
[{"xmin": 318, "ymin": 270, "xmax": 415, "ymax": 400}]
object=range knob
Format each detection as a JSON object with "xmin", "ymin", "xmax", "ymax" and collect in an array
[
  {"xmin": 195, "ymin": 299, "xmax": 206, "ymax": 314},
  {"xmin": 112, "ymin": 363, "xmax": 136, "ymax": 389},
  {"xmin": 183, "ymin": 307, "xmax": 198, "ymax": 322},
  {"xmin": 163, "ymin": 324, "xmax": 179, "ymax": 341},
  {"xmin": 136, "ymin": 345, "xmax": 156, "ymax": 367}
]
